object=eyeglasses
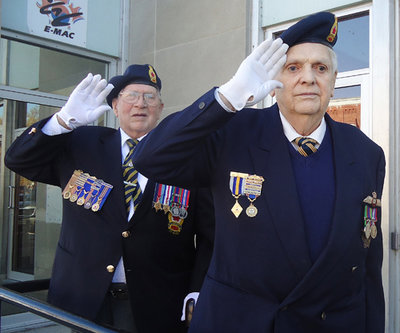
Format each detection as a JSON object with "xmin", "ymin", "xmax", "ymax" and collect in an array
[{"xmin": 119, "ymin": 91, "xmax": 160, "ymax": 106}]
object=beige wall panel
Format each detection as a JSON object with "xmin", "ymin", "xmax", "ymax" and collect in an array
[
  {"xmin": 156, "ymin": 0, "xmax": 246, "ymax": 50},
  {"xmin": 156, "ymin": 27, "xmax": 246, "ymax": 117},
  {"xmin": 130, "ymin": 0, "xmax": 157, "ymax": 63},
  {"xmin": 129, "ymin": 0, "xmax": 249, "ymax": 118}
]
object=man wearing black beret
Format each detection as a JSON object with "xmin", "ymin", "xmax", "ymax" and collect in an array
[
  {"xmin": 132, "ymin": 12, "xmax": 385, "ymax": 333},
  {"xmin": 4, "ymin": 64, "xmax": 215, "ymax": 332}
]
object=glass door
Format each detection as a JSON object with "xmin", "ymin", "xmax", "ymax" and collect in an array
[
  {"xmin": 0, "ymin": 34, "xmax": 111, "ymax": 284},
  {"xmin": 3, "ymin": 100, "xmax": 59, "ymax": 281},
  {"xmin": 10, "ymin": 173, "xmax": 37, "ymax": 276}
]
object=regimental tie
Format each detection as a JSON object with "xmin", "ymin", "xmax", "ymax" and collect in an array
[
  {"xmin": 123, "ymin": 138, "xmax": 142, "ymax": 213},
  {"xmin": 294, "ymin": 137, "xmax": 319, "ymax": 157}
]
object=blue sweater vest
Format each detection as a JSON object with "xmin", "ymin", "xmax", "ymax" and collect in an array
[{"xmin": 289, "ymin": 128, "xmax": 335, "ymax": 263}]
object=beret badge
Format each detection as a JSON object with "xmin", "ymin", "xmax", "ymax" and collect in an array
[
  {"xmin": 148, "ymin": 65, "xmax": 157, "ymax": 84},
  {"xmin": 326, "ymin": 17, "xmax": 338, "ymax": 43}
]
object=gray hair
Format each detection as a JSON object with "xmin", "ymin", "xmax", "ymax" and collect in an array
[{"xmin": 328, "ymin": 47, "xmax": 338, "ymax": 73}]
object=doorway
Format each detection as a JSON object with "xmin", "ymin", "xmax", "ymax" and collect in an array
[{"xmin": 1, "ymin": 99, "xmax": 61, "ymax": 281}]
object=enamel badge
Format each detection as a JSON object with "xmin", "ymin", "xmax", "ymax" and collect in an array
[
  {"xmin": 229, "ymin": 171, "xmax": 264, "ymax": 218},
  {"xmin": 152, "ymin": 183, "xmax": 190, "ymax": 235},
  {"xmin": 62, "ymin": 170, "xmax": 113, "ymax": 212}
]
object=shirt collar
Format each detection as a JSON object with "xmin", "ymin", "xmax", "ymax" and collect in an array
[
  {"xmin": 279, "ymin": 111, "xmax": 326, "ymax": 145},
  {"xmin": 119, "ymin": 128, "xmax": 147, "ymax": 148}
]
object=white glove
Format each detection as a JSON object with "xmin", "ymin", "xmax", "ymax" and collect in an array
[
  {"xmin": 218, "ymin": 38, "xmax": 288, "ymax": 111},
  {"xmin": 181, "ymin": 292, "xmax": 199, "ymax": 321},
  {"xmin": 57, "ymin": 73, "xmax": 114, "ymax": 129}
]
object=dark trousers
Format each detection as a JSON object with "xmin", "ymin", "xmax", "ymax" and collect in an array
[{"xmin": 95, "ymin": 283, "xmax": 138, "ymax": 333}]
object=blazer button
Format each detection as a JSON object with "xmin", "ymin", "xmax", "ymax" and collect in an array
[
  {"xmin": 198, "ymin": 101, "xmax": 206, "ymax": 109},
  {"xmin": 352, "ymin": 266, "xmax": 358, "ymax": 272},
  {"xmin": 106, "ymin": 265, "xmax": 115, "ymax": 273},
  {"xmin": 122, "ymin": 231, "xmax": 131, "ymax": 238},
  {"xmin": 321, "ymin": 312, "xmax": 327, "ymax": 320}
]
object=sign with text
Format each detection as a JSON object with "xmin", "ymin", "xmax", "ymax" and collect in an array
[{"xmin": 27, "ymin": 0, "xmax": 88, "ymax": 47}]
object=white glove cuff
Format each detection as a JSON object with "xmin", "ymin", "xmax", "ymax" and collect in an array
[
  {"xmin": 218, "ymin": 80, "xmax": 247, "ymax": 111},
  {"xmin": 181, "ymin": 292, "xmax": 199, "ymax": 321},
  {"xmin": 57, "ymin": 108, "xmax": 80, "ymax": 130},
  {"xmin": 215, "ymin": 89, "xmax": 237, "ymax": 113}
]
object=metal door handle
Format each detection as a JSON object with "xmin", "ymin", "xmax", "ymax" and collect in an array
[{"xmin": 8, "ymin": 185, "xmax": 15, "ymax": 209}]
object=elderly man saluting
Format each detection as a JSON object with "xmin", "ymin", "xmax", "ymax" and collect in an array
[
  {"xmin": 132, "ymin": 12, "xmax": 385, "ymax": 333},
  {"xmin": 5, "ymin": 64, "xmax": 215, "ymax": 333}
]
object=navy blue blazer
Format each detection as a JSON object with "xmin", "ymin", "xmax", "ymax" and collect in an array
[
  {"xmin": 4, "ymin": 118, "xmax": 215, "ymax": 333},
  {"xmin": 133, "ymin": 88, "xmax": 386, "ymax": 333}
]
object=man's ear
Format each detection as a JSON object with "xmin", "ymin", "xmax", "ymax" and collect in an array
[
  {"xmin": 112, "ymin": 99, "xmax": 118, "ymax": 117},
  {"xmin": 331, "ymin": 71, "xmax": 338, "ymax": 97}
]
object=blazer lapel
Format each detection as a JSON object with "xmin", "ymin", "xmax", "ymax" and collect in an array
[
  {"xmin": 324, "ymin": 116, "xmax": 358, "ymax": 253},
  {"xmin": 249, "ymin": 106, "xmax": 312, "ymax": 280},
  {"xmin": 100, "ymin": 129, "xmax": 128, "ymax": 225},
  {"xmin": 129, "ymin": 178, "xmax": 155, "ymax": 225}
]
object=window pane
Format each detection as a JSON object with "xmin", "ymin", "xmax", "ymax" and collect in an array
[
  {"xmin": 335, "ymin": 13, "xmax": 369, "ymax": 72},
  {"xmin": 272, "ymin": 12, "xmax": 369, "ymax": 73},
  {"xmin": 3, "ymin": 99, "xmax": 61, "ymax": 277},
  {"xmin": 0, "ymin": 38, "xmax": 108, "ymax": 96},
  {"xmin": 328, "ymin": 85, "xmax": 361, "ymax": 128},
  {"xmin": 333, "ymin": 85, "xmax": 361, "ymax": 99},
  {"xmin": 14, "ymin": 102, "xmax": 55, "ymax": 128}
]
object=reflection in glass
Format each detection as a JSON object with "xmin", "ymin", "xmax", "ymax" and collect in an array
[
  {"xmin": 272, "ymin": 12, "xmax": 369, "ymax": 73},
  {"xmin": 0, "ymin": 37, "xmax": 108, "ymax": 96},
  {"xmin": 13, "ymin": 175, "xmax": 37, "ymax": 275},
  {"xmin": 335, "ymin": 12, "xmax": 369, "ymax": 72},
  {"xmin": 5, "ymin": 100, "xmax": 61, "ymax": 277},
  {"xmin": 15, "ymin": 102, "xmax": 57, "ymax": 128},
  {"xmin": 328, "ymin": 85, "xmax": 361, "ymax": 128},
  {"xmin": 0, "ymin": 101, "xmax": 3, "ymax": 176}
]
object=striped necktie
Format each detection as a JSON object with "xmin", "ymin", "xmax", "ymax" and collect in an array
[
  {"xmin": 294, "ymin": 137, "xmax": 318, "ymax": 156},
  {"xmin": 123, "ymin": 138, "xmax": 142, "ymax": 213}
]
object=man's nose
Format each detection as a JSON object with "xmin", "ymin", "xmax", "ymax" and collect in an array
[
  {"xmin": 301, "ymin": 66, "xmax": 316, "ymax": 84},
  {"xmin": 133, "ymin": 94, "xmax": 147, "ymax": 107}
]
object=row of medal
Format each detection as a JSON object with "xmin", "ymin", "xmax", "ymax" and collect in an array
[
  {"xmin": 229, "ymin": 171, "xmax": 264, "ymax": 218},
  {"xmin": 152, "ymin": 183, "xmax": 190, "ymax": 234},
  {"xmin": 361, "ymin": 202, "xmax": 378, "ymax": 248},
  {"xmin": 361, "ymin": 192, "xmax": 381, "ymax": 248},
  {"xmin": 62, "ymin": 170, "xmax": 113, "ymax": 212}
]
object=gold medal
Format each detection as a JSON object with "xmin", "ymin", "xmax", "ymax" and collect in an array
[
  {"xmin": 229, "ymin": 172, "xmax": 264, "ymax": 219},
  {"xmin": 77, "ymin": 190, "xmax": 89, "ymax": 206},
  {"xmin": 70, "ymin": 193, "xmax": 78, "ymax": 202},
  {"xmin": 371, "ymin": 223, "xmax": 378, "ymax": 239},
  {"xmin": 84, "ymin": 201, "xmax": 92, "ymax": 209},
  {"xmin": 163, "ymin": 204, "xmax": 170, "ymax": 214},
  {"xmin": 154, "ymin": 201, "xmax": 162, "ymax": 211},
  {"xmin": 243, "ymin": 174, "xmax": 264, "ymax": 218},
  {"xmin": 246, "ymin": 203, "xmax": 258, "ymax": 217},
  {"xmin": 231, "ymin": 200, "xmax": 243, "ymax": 218},
  {"xmin": 62, "ymin": 170, "xmax": 82, "ymax": 200},
  {"xmin": 363, "ymin": 192, "xmax": 381, "ymax": 207},
  {"xmin": 364, "ymin": 222, "xmax": 371, "ymax": 239},
  {"xmin": 90, "ymin": 181, "xmax": 113, "ymax": 212},
  {"xmin": 91, "ymin": 203, "xmax": 100, "ymax": 212},
  {"xmin": 167, "ymin": 213, "xmax": 183, "ymax": 234},
  {"xmin": 361, "ymin": 233, "xmax": 371, "ymax": 248},
  {"xmin": 69, "ymin": 172, "xmax": 89, "ymax": 203}
]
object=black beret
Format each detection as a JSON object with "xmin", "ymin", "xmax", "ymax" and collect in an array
[
  {"xmin": 106, "ymin": 64, "xmax": 162, "ymax": 106},
  {"xmin": 280, "ymin": 11, "xmax": 338, "ymax": 48}
]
